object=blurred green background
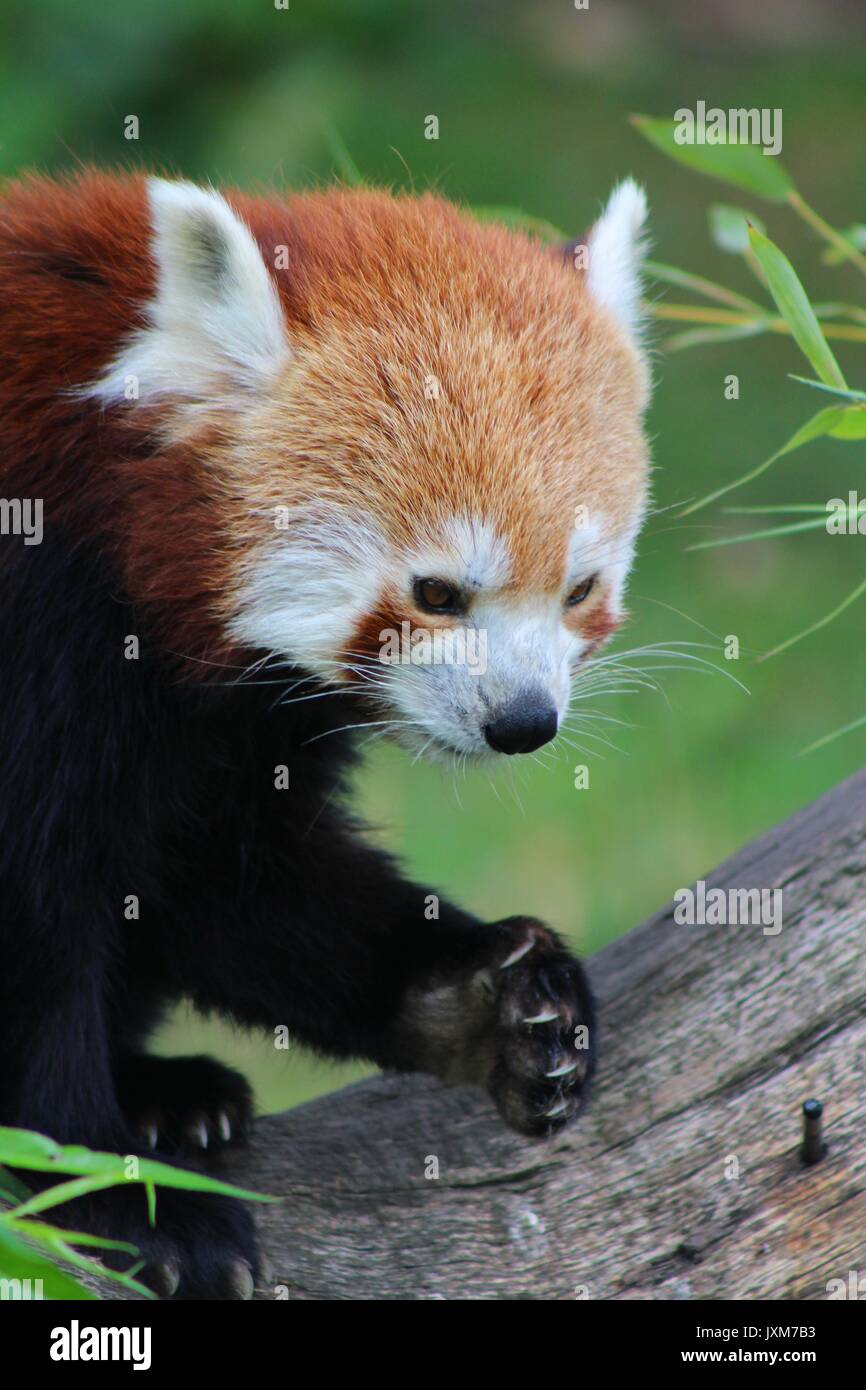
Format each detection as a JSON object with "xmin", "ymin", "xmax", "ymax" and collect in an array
[{"xmin": 4, "ymin": 0, "xmax": 864, "ymax": 1111}]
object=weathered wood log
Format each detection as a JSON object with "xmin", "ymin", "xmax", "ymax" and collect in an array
[{"xmin": 95, "ymin": 767, "xmax": 866, "ymax": 1299}]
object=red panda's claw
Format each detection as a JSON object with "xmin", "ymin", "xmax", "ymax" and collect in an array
[{"xmin": 500, "ymin": 935, "xmax": 536, "ymax": 969}]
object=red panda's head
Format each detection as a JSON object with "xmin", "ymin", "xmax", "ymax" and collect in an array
[{"xmin": 92, "ymin": 177, "xmax": 651, "ymax": 760}]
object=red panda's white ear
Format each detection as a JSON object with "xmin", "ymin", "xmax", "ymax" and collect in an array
[
  {"xmin": 93, "ymin": 178, "xmax": 289, "ymax": 405},
  {"xmin": 586, "ymin": 179, "xmax": 649, "ymax": 345}
]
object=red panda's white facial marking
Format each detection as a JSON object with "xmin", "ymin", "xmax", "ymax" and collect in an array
[
  {"xmin": 408, "ymin": 516, "xmax": 514, "ymax": 593},
  {"xmin": 353, "ymin": 511, "xmax": 640, "ymax": 761},
  {"xmin": 88, "ymin": 176, "xmax": 651, "ymax": 757},
  {"xmin": 228, "ymin": 503, "xmax": 391, "ymax": 681},
  {"xmin": 228, "ymin": 504, "xmax": 638, "ymax": 761}
]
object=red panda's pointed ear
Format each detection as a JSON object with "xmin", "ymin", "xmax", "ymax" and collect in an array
[
  {"xmin": 584, "ymin": 179, "xmax": 649, "ymax": 346},
  {"xmin": 93, "ymin": 178, "xmax": 289, "ymax": 406}
]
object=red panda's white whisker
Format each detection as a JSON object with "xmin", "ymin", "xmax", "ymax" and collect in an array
[
  {"xmin": 273, "ymin": 685, "xmax": 379, "ymax": 709},
  {"xmin": 580, "ymin": 641, "xmax": 749, "ymax": 692},
  {"xmin": 563, "ymin": 708, "xmax": 636, "ymax": 729},
  {"xmin": 558, "ymin": 731, "xmax": 611, "ymax": 760},
  {"xmin": 410, "ymin": 736, "xmax": 438, "ymax": 766},
  {"xmin": 571, "ymin": 677, "xmax": 660, "ymax": 698},
  {"xmin": 560, "ymin": 725, "xmax": 625, "ymax": 756},
  {"xmin": 301, "ymin": 718, "xmax": 431, "ymax": 747}
]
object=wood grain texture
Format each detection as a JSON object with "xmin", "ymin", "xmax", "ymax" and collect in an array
[{"xmin": 95, "ymin": 767, "xmax": 866, "ymax": 1299}]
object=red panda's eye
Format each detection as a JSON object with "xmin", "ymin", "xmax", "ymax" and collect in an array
[
  {"xmin": 566, "ymin": 576, "xmax": 595, "ymax": 607},
  {"xmin": 414, "ymin": 578, "xmax": 460, "ymax": 612}
]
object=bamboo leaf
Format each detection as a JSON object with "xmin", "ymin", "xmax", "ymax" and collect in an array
[
  {"xmin": 686, "ymin": 517, "xmax": 829, "ymax": 550},
  {"xmin": 13, "ymin": 1221, "xmax": 139, "ymax": 1255},
  {"xmin": 10, "ymin": 1174, "xmax": 127, "ymax": 1218},
  {"xmin": 651, "ymin": 301, "xmax": 866, "ymax": 344},
  {"xmin": 651, "ymin": 303, "xmax": 757, "ymax": 325},
  {"xmin": 817, "ymin": 223, "xmax": 866, "ymax": 266},
  {"xmin": 789, "ymin": 375, "xmax": 866, "ymax": 404},
  {"xmin": 811, "ymin": 302, "xmax": 866, "ymax": 326},
  {"xmin": 10, "ymin": 1219, "xmax": 153, "ymax": 1297},
  {"xmin": 760, "ymin": 576, "xmax": 866, "ymax": 660},
  {"xmin": 801, "ymin": 712, "xmax": 866, "ymax": 754},
  {"xmin": 0, "ymin": 1165, "xmax": 32, "ymax": 1204},
  {"xmin": 630, "ymin": 114, "xmax": 794, "ymax": 201},
  {"xmin": 829, "ymin": 409, "xmax": 866, "ymax": 439},
  {"xmin": 679, "ymin": 407, "xmax": 847, "ymax": 516},
  {"xmin": 645, "ymin": 258, "xmax": 764, "ymax": 311},
  {"xmin": 0, "ymin": 1127, "xmax": 273, "ymax": 1204},
  {"xmin": 664, "ymin": 322, "xmax": 768, "ymax": 352},
  {"xmin": 724, "ymin": 504, "xmax": 827, "ymax": 514},
  {"xmin": 708, "ymin": 203, "xmax": 765, "ymax": 254},
  {"xmin": 747, "ymin": 227, "xmax": 847, "ymax": 388},
  {"xmin": 0, "ymin": 1223, "xmax": 96, "ymax": 1300}
]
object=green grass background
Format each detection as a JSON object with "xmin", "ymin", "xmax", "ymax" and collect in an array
[{"xmin": 3, "ymin": 0, "xmax": 864, "ymax": 1111}]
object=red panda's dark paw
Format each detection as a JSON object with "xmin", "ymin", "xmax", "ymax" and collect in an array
[
  {"xmin": 91, "ymin": 1184, "xmax": 260, "ymax": 1301},
  {"xmin": 117, "ymin": 1053, "xmax": 254, "ymax": 1158},
  {"xmin": 482, "ymin": 917, "xmax": 596, "ymax": 1138},
  {"xmin": 394, "ymin": 916, "xmax": 596, "ymax": 1136}
]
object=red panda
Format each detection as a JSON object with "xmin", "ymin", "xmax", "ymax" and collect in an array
[{"xmin": 0, "ymin": 170, "xmax": 650, "ymax": 1298}]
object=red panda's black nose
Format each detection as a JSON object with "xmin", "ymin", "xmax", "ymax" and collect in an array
[{"xmin": 484, "ymin": 695, "xmax": 558, "ymax": 755}]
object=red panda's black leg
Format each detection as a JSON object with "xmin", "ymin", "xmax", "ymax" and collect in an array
[
  {"xmin": 2, "ymin": 938, "xmax": 129, "ymax": 1152},
  {"xmin": 0, "ymin": 937, "xmax": 259, "ymax": 1299},
  {"xmin": 0, "ymin": 537, "xmax": 261, "ymax": 1299},
  {"xmin": 177, "ymin": 814, "xmax": 596, "ymax": 1139}
]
